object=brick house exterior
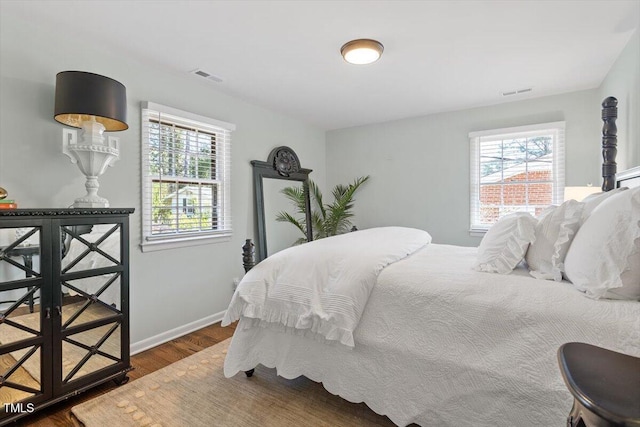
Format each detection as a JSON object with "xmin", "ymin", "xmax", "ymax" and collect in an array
[{"xmin": 479, "ymin": 169, "xmax": 552, "ymax": 223}]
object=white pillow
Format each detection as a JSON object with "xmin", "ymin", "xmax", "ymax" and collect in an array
[
  {"xmin": 564, "ymin": 186, "xmax": 640, "ymax": 300},
  {"xmin": 475, "ymin": 212, "xmax": 537, "ymax": 274},
  {"xmin": 526, "ymin": 200, "xmax": 584, "ymax": 281},
  {"xmin": 580, "ymin": 187, "xmax": 628, "ymax": 223}
]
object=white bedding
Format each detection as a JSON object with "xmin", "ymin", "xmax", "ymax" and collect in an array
[
  {"xmin": 223, "ymin": 227, "xmax": 431, "ymax": 347},
  {"xmin": 224, "ymin": 243, "xmax": 640, "ymax": 427}
]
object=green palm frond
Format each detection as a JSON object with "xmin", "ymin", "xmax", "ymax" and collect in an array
[
  {"xmin": 277, "ymin": 175, "xmax": 369, "ymax": 244},
  {"xmin": 275, "ymin": 211, "xmax": 307, "ymax": 236},
  {"xmin": 325, "ymin": 176, "xmax": 369, "ymax": 236},
  {"xmin": 310, "ymin": 210, "xmax": 326, "ymax": 239},
  {"xmin": 309, "ymin": 180, "xmax": 326, "ymax": 220},
  {"xmin": 293, "ymin": 237, "xmax": 309, "ymax": 245},
  {"xmin": 280, "ymin": 186, "xmax": 307, "ymax": 215}
]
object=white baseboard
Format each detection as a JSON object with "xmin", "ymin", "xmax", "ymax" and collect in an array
[{"xmin": 130, "ymin": 310, "xmax": 227, "ymax": 355}]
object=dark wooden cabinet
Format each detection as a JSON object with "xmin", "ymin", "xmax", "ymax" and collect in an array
[{"xmin": 0, "ymin": 208, "xmax": 133, "ymax": 425}]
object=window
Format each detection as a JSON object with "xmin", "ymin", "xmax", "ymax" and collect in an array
[
  {"xmin": 141, "ymin": 102, "xmax": 235, "ymax": 251},
  {"xmin": 469, "ymin": 121, "xmax": 565, "ymax": 234}
]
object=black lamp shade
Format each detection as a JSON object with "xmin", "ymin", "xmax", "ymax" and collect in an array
[{"xmin": 54, "ymin": 71, "xmax": 128, "ymax": 131}]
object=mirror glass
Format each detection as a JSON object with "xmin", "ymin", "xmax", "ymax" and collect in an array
[
  {"xmin": 59, "ymin": 223, "xmax": 122, "ymax": 383},
  {"xmin": 0, "ymin": 348, "xmax": 41, "ymax": 403},
  {"xmin": 263, "ymin": 179, "xmax": 304, "ymax": 256},
  {"xmin": 61, "ymin": 323, "xmax": 121, "ymax": 382},
  {"xmin": 61, "ymin": 223, "xmax": 120, "ymax": 274},
  {"xmin": 0, "ymin": 226, "xmax": 43, "ymax": 404}
]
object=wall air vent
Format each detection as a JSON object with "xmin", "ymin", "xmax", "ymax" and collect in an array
[
  {"xmin": 189, "ymin": 69, "xmax": 224, "ymax": 83},
  {"xmin": 502, "ymin": 87, "xmax": 533, "ymax": 97}
]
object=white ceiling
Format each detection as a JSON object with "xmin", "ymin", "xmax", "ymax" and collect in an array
[{"xmin": 3, "ymin": 0, "xmax": 639, "ymax": 130}]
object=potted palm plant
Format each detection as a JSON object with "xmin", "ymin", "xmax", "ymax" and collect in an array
[{"xmin": 276, "ymin": 176, "xmax": 370, "ymax": 243}]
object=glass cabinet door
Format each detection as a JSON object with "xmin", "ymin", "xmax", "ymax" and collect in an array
[
  {"xmin": 0, "ymin": 225, "xmax": 48, "ymax": 411},
  {"xmin": 57, "ymin": 222, "xmax": 124, "ymax": 386}
]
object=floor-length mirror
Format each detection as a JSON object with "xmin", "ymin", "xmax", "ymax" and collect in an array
[{"xmin": 252, "ymin": 146, "xmax": 313, "ymax": 262}]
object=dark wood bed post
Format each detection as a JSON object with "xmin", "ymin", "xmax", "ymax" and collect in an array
[
  {"xmin": 242, "ymin": 239, "xmax": 255, "ymax": 273},
  {"xmin": 241, "ymin": 239, "xmax": 256, "ymax": 378},
  {"xmin": 601, "ymin": 96, "xmax": 618, "ymax": 192}
]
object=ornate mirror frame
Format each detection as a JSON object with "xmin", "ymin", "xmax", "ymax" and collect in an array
[{"xmin": 251, "ymin": 146, "xmax": 313, "ymax": 263}]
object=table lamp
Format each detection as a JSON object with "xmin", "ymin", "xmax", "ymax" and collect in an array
[
  {"xmin": 54, "ymin": 71, "xmax": 128, "ymax": 208},
  {"xmin": 564, "ymin": 185, "xmax": 600, "ymax": 201}
]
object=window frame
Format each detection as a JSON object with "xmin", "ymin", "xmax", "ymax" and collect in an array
[
  {"xmin": 140, "ymin": 102, "xmax": 235, "ymax": 252},
  {"xmin": 469, "ymin": 121, "xmax": 565, "ymax": 236}
]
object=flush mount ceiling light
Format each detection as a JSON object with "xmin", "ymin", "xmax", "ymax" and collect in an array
[{"xmin": 340, "ymin": 39, "xmax": 384, "ymax": 65}]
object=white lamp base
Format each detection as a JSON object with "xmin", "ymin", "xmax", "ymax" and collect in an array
[
  {"xmin": 63, "ymin": 119, "xmax": 119, "ymax": 208},
  {"xmin": 72, "ymin": 176, "xmax": 109, "ymax": 208}
]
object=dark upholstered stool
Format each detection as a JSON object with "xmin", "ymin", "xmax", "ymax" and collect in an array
[{"xmin": 558, "ymin": 342, "xmax": 640, "ymax": 427}]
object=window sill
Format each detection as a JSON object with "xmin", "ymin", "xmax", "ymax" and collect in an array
[{"xmin": 140, "ymin": 233, "xmax": 231, "ymax": 252}]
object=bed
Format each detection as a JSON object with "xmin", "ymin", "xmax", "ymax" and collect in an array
[{"xmin": 222, "ymin": 97, "xmax": 640, "ymax": 427}]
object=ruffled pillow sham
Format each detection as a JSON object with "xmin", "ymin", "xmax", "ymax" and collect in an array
[
  {"xmin": 525, "ymin": 200, "xmax": 584, "ymax": 281},
  {"xmin": 579, "ymin": 187, "xmax": 628, "ymax": 223},
  {"xmin": 564, "ymin": 186, "xmax": 640, "ymax": 300},
  {"xmin": 474, "ymin": 212, "xmax": 537, "ymax": 274}
]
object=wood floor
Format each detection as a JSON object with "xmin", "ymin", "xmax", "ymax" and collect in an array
[{"xmin": 21, "ymin": 321, "xmax": 236, "ymax": 427}]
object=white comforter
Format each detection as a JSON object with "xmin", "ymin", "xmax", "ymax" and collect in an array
[
  {"xmin": 224, "ymin": 243, "xmax": 640, "ymax": 427},
  {"xmin": 222, "ymin": 227, "xmax": 431, "ymax": 347}
]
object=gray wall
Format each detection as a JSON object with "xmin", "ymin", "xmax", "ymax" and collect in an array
[
  {"xmin": 599, "ymin": 30, "xmax": 640, "ymax": 171},
  {"xmin": 326, "ymin": 90, "xmax": 602, "ymax": 247},
  {"xmin": 0, "ymin": 14, "xmax": 325, "ymax": 346},
  {"xmin": 326, "ymin": 31, "xmax": 640, "ymax": 248}
]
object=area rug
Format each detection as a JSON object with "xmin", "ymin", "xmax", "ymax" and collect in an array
[{"xmin": 71, "ymin": 339, "xmax": 395, "ymax": 427}]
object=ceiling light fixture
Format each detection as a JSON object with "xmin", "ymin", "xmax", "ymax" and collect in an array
[{"xmin": 340, "ymin": 39, "xmax": 384, "ymax": 65}]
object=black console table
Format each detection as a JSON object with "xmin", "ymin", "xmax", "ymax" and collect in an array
[{"xmin": 0, "ymin": 208, "xmax": 134, "ymax": 426}]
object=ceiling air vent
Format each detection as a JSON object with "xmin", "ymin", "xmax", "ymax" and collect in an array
[
  {"xmin": 189, "ymin": 69, "xmax": 223, "ymax": 83},
  {"xmin": 502, "ymin": 87, "xmax": 533, "ymax": 97}
]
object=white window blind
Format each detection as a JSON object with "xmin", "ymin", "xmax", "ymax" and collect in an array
[
  {"xmin": 469, "ymin": 121, "xmax": 565, "ymax": 233},
  {"xmin": 141, "ymin": 102, "xmax": 235, "ymax": 251}
]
